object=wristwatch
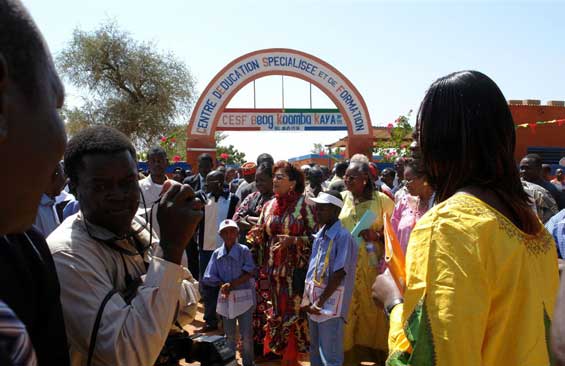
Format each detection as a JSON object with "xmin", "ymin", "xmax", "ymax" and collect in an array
[{"xmin": 384, "ymin": 298, "xmax": 404, "ymax": 319}]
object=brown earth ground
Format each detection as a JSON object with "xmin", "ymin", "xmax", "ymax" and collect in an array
[
  {"xmin": 181, "ymin": 303, "xmax": 310, "ymax": 366},
  {"xmin": 182, "ymin": 304, "xmax": 381, "ymax": 366}
]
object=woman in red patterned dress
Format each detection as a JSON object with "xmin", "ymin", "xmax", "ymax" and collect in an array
[
  {"xmin": 248, "ymin": 161, "xmax": 316, "ymax": 366},
  {"xmin": 233, "ymin": 162, "xmax": 274, "ymax": 355}
]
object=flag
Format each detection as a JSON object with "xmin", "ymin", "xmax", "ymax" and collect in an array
[{"xmin": 383, "ymin": 213, "xmax": 406, "ymax": 293}]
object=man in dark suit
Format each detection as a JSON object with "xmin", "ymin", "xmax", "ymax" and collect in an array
[
  {"xmin": 0, "ymin": 1, "xmax": 70, "ymax": 364},
  {"xmin": 183, "ymin": 153, "xmax": 214, "ymax": 278},
  {"xmin": 184, "ymin": 153, "xmax": 214, "ymax": 191}
]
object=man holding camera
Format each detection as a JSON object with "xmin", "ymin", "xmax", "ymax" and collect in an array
[{"xmin": 48, "ymin": 126, "xmax": 203, "ymax": 366}]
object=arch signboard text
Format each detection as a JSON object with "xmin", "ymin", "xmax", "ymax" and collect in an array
[{"xmin": 187, "ymin": 48, "xmax": 374, "ymax": 168}]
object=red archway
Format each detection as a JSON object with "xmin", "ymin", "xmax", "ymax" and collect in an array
[{"xmin": 187, "ymin": 48, "xmax": 374, "ymax": 170}]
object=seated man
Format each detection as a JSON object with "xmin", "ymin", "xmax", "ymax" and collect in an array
[{"xmin": 48, "ymin": 126, "xmax": 203, "ymax": 365}]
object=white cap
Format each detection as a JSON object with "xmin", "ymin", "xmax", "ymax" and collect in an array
[
  {"xmin": 306, "ymin": 192, "xmax": 344, "ymax": 208},
  {"xmin": 218, "ymin": 219, "xmax": 239, "ymax": 234}
]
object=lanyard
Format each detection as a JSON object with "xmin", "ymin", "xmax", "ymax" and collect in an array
[{"xmin": 313, "ymin": 238, "xmax": 333, "ymax": 286}]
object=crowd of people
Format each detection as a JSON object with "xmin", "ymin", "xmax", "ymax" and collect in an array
[{"xmin": 3, "ymin": 1, "xmax": 565, "ymax": 366}]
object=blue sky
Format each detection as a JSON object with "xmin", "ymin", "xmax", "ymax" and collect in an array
[{"xmin": 25, "ymin": 0, "xmax": 565, "ymax": 162}]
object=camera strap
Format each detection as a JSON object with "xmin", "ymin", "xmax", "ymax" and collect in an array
[
  {"xmin": 85, "ymin": 238, "xmax": 146, "ymax": 366},
  {"xmin": 87, "ymin": 288, "xmax": 118, "ymax": 366}
]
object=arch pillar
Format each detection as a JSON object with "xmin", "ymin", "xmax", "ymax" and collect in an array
[{"xmin": 186, "ymin": 135, "xmax": 216, "ymax": 171}]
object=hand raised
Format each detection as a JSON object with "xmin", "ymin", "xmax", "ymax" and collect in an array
[{"xmin": 157, "ymin": 181, "xmax": 203, "ymax": 264}]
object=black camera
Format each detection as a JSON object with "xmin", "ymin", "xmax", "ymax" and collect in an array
[{"xmin": 155, "ymin": 331, "xmax": 236, "ymax": 366}]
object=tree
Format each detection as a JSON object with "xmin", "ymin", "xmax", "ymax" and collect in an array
[
  {"xmin": 310, "ymin": 143, "xmax": 325, "ymax": 154},
  {"xmin": 374, "ymin": 111, "xmax": 414, "ymax": 162},
  {"xmin": 310, "ymin": 142, "xmax": 345, "ymax": 162},
  {"xmin": 154, "ymin": 129, "xmax": 246, "ymax": 165},
  {"xmin": 58, "ymin": 21, "xmax": 196, "ymax": 150},
  {"xmin": 216, "ymin": 145, "xmax": 246, "ymax": 165}
]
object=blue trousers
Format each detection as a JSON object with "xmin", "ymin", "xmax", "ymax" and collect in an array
[
  {"xmin": 222, "ymin": 306, "xmax": 255, "ymax": 366},
  {"xmin": 308, "ymin": 317, "xmax": 345, "ymax": 366},
  {"xmin": 199, "ymin": 250, "xmax": 219, "ymax": 327}
]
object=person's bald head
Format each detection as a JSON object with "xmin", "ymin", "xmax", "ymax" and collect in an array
[
  {"xmin": 301, "ymin": 164, "xmax": 311, "ymax": 179},
  {"xmin": 380, "ymin": 168, "xmax": 396, "ymax": 188},
  {"xmin": 205, "ymin": 170, "xmax": 225, "ymax": 196},
  {"xmin": 394, "ymin": 157, "xmax": 406, "ymax": 180},
  {"xmin": 557, "ymin": 168, "xmax": 564, "ymax": 181},
  {"xmin": 542, "ymin": 164, "xmax": 552, "ymax": 181},
  {"xmin": 520, "ymin": 154, "xmax": 543, "ymax": 183}
]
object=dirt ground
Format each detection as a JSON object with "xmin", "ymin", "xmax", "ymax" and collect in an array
[
  {"xmin": 181, "ymin": 303, "xmax": 310, "ymax": 366},
  {"xmin": 182, "ymin": 304, "xmax": 382, "ymax": 366}
]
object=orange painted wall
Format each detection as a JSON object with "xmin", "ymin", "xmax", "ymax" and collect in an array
[{"xmin": 511, "ymin": 104, "xmax": 565, "ymax": 161}]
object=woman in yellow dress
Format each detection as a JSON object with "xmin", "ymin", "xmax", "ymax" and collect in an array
[
  {"xmin": 339, "ymin": 158, "xmax": 394, "ymax": 364},
  {"xmin": 373, "ymin": 70, "xmax": 559, "ymax": 366}
]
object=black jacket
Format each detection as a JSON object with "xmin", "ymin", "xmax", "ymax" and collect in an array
[
  {"xmin": 183, "ymin": 174, "xmax": 204, "ymax": 192},
  {"xmin": 0, "ymin": 228, "xmax": 70, "ymax": 366}
]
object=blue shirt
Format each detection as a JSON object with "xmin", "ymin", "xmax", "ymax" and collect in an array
[
  {"xmin": 306, "ymin": 219, "xmax": 358, "ymax": 319},
  {"xmin": 34, "ymin": 194, "xmax": 59, "ymax": 238},
  {"xmin": 545, "ymin": 208, "xmax": 565, "ymax": 258},
  {"xmin": 203, "ymin": 243, "xmax": 256, "ymax": 292},
  {"xmin": 62, "ymin": 199, "xmax": 80, "ymax": 220}
]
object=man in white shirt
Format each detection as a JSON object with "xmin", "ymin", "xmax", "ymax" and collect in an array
[
  {"xmin": 48, "ymin": 126, "xmax": 203, "ymax": 366},
  {"xmin": 196, "ymin": 170, "xmax": 239, "ymax": 332},
  {"xmin": 138, "ymin": 146, "xmax": 169, "ymax": 238},
  {"xmin": 139, "ymin": 146, "xmax": 169, "ymax": 209}
]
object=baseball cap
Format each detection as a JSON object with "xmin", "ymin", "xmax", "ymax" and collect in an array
[
  {"xmin": 218, "ymin": 219, "xmax": 239, "ymax": 234},
  {"xmin": 306, "ymin": 191, "xmax": 344, "ymax": 208}
]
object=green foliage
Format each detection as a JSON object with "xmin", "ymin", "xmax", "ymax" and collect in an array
[
  {"xmin": 310, "ymin": 143, "xmax": 325, "ymax": 154},
  {"xmin": 58, "ymin": 21, "xmax": 196, "ymax": 150},
  {"xmin": 154, "ymin": 129, "xmax": 246, "ymax": 165},
  {"xmin": 374, "ymin": 111, "xmax": 414, "ymax": 162},
  {"xmin": 216, "ymin": 145, "xmax": 246, "ymax": 165},
  {"xmin": 310, "ymin": 143, "xmax": 346, "ymax": 162}
]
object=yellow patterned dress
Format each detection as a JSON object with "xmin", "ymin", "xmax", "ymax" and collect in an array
[
  {"xmin": 387, "ymin": 193, "xmax": 559, "ymax": 366},
  {"xmin": 339, "ymin": 191, "xmax": 395, "ymax": 360}
]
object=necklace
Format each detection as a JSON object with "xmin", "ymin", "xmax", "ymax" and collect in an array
[{"xmin": 313, "ymin": 238, "xmax": 333, "ymax": 286}]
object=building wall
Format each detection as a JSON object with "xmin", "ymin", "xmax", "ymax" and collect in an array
[
  {"xmin": 511, "ymin": 104, "xmax": 565, "ymax": 162},
  {"xmin": 288, "ymin": 156, "xmax": 340, "ymax": 169}
]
